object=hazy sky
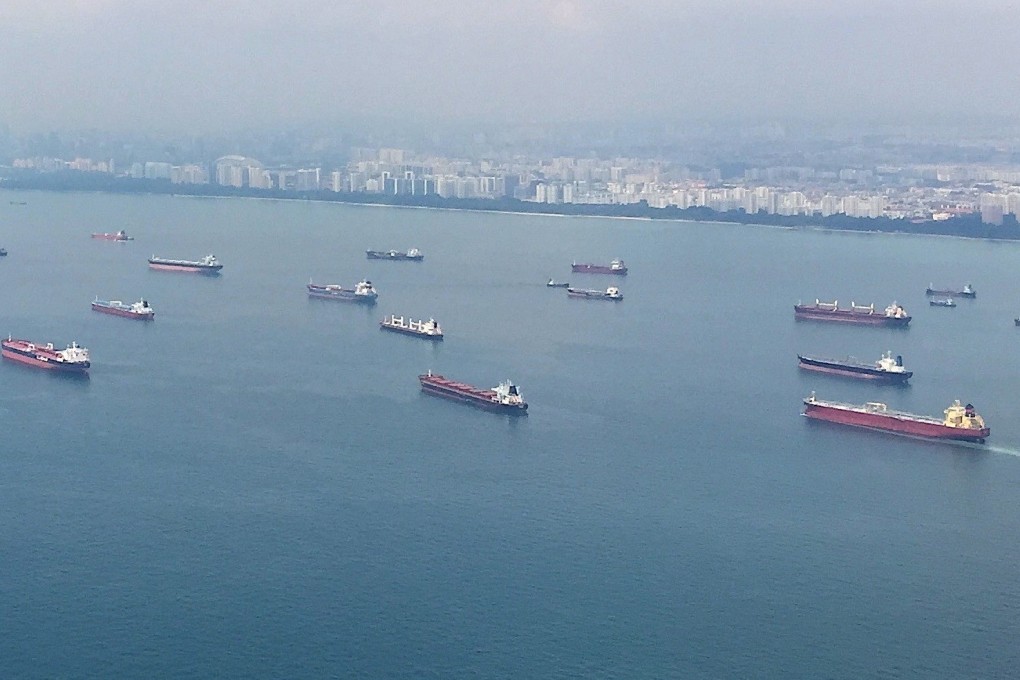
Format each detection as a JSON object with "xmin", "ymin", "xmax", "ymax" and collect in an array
[{"xmin": 1, "ymin": 0, "xmax": 1019, "ymax": 133}]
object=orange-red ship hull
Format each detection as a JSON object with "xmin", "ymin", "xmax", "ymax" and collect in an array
[{"xmin": 804, "ymin": 402, "xmax": 988, "ymax": 442}]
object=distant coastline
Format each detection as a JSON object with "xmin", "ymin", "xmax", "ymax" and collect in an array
[{"xmin": 3, "ymin": 171, "xmax": 1019, "ymax": 240}]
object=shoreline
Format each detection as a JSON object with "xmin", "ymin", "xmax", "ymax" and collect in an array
[{"xmin": 3, "ymin": 181, "xmax": 1017, "ymax": 244}]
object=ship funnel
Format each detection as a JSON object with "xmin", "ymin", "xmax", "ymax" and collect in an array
[{"xmin": 896, "ymin": 355, "xmax": 903, "ymax": 366}]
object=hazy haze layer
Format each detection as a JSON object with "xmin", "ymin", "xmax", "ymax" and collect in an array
[{"xmin": 1, "ymin": 0, "xmax": 1018, "ymax": 132}]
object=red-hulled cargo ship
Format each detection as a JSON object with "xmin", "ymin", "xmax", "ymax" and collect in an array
[
  {"xmin": 1, "ymin": 336, "xmax": 90, "ymax": 374},
  {"xmin": 572, "ymin": 258, "xmax": 628, "ymax": 275},
  {"xmin": 91, "ymin": 298, "xmax": 155, "ymax": 320},
  {"xmin": 803, "ymin": 393, "xmax": 989, "ymax": 443},
  {"xmin": 418, "ymin": 371, "xmax": 528, "ymax": 414},
  {"xmin": 794, "ymin": 300, "xmax": 910, "ymax": 327}
]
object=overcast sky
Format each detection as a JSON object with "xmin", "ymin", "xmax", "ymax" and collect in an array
[{"xmin": 1, "ymin": 0, "xmax": 1018, "ymax": 133}]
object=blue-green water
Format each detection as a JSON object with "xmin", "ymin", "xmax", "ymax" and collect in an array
[{"xmin": 1, "ymin": 191, "xmax": 1019, "ymax": 678}]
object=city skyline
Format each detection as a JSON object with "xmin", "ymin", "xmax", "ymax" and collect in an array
[{"xmin": 1, "ymin": 1, "xmax": 1019, "ymax": 133}]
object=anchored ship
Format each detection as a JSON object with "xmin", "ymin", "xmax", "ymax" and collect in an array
[
  {"xmin": 366, "ymin": 248, "xmax": 424, "ymax": 261},
  {"xmin": 2, "ymin": 336, "xmax": 90, "ymax": 374},
  {"xmin": 92, "ymin": 230, "xmax": 133, "ymax": 241},
  {"xmin": 929, "ymin": 297, "xmax": 956, "ymax": 307},
  {"xmin": 567, "ymin": 286, "xmax": 623, "ymax": 301},
  {"xmin": 307, "ymin": 279, "xmax": 378, "ymax": 303},
  {"xmin": 571, "ymin": 258, "xmax": 628, "ymax": 275},
  {"xmin": 798, "ymin": 351, "xmax": 911, "ymax": 383},
  {"xmin": 0, "ymin": 247, "xmax": 6, "ymax": 256},
  {"xmin": 926, "ymin": 283, "xmax": 975, "ymax": 298},
  {"xmin": 380, "ymin": 316, "xmax": 443, "ymax": 340},
  {"xmin": 92, "ymin": 298, "xmax": 154, "ymax": 320},
  {"xmin": 794, "ymin": 300, "xmax": 910, "ymax": 327},
  {"xmin": 547, "ymin": 279, "xmax": 570, "ymax": 288},
  {"xmin": 149, "ymin": 254, "xmax": 222, "ymax": 274},
  {"xmin": 419, "ymin": 371, "xmax": 528, "ymax": 414},
  {"xmin": 803, "ymin": 393, "xmax": 989, "ymax": 443}
]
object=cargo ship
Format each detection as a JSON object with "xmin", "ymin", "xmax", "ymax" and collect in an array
[
  {"xmin": 547, "ymin": 279, "xmax": 570, "ymax": 288},
  {"xmin": 798, "ymin": 351, "xmax": 912, "ymax": 383},
  {"xmin": 366, "ymin": 248, "xmax": 424, "ymax": 261},
  {"xmin": 794, "ymin": 300, "xmax": 910, "ymax": 327},
  {"xmin": 929, "ymin": 297, "xmax": 956, "ymax": 307},
  {"xmin": 91, "ymin": 297, "xmax": 155, "ymax": 320},
  {"xmin": 148, "ymin": 254, "xmax": 222, "ymax": 274},
  {"xmin": 567, "ymin": 286, "xmax": 623, "ymax": 301},
  {"xmin": 926, "ymin": 283, "xmax": 975, "ymax": 298},
  {"xmin": 2, "ymin": 336, "xmax": 90, "ymax": 374},
  {"xmin": 92, "ymin": 230, "xmax": 133, "ymax": 241},
  {"xmin": 307, "ymin": 279, "xmax": 378, "ymax": 303},
  {"xmin": 803, "ymin": 393, "xmax": 989, "ymax": 443},
  {"xmin": 572, "ymin": 258, "xmax": 627, "ymax": 275},
  {"xmin": 418, "ymin": 371, "xmax": 527, "ymax": 414},
  {"xmin": 380, "ymin": 315, "xmax": 443, "ymax": 339}
]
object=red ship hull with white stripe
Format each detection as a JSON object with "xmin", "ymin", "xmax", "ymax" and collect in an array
[{"xmin": 804, "ymin": 402, "xmax": 988, "ymax": 442}]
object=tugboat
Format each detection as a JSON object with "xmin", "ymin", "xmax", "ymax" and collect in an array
[
  {"xmin": 926, "ymin": 283, "xmax": 975, "ymax": 298},
  {"xmin": 307, "ymin": 279, "xmax": 378, "ymax": 304},
  {"xmin": 380, "ymin": 316, "xmax": 443, "ymax": 340},
  {"xmin": 803, "ymin": 393, "xmax": 989, "ymax": 443},
  {"xmin": 92, "ymin": 230, "xmax": 133, "ymax": 241},
  {"xmin": 797, "ymin": 351, "xmax": 912, "ymax": 384},
  {"xmin": 91, "ymin": 297, "xmax": 155, "ymax": 320},
  {"xmin": 572, "ymin": 258, "xmax": 628, "ymax": 275},
  {"xmin": 366, "ymin": 248, "xmax": 424, "ymax": 261},
  {"xmin": 794, "ymin": 300, "xmax": 910, "ymax": 327},
  {"xmin": 567, "ymin": 286, "xmax": 623, "ymax": 301},
  {"xmin": 1, "ymin": 336, "xmax": 90, "ymax": 374},
  {"xmin": 546, "ymin": 278, "xmax": 570, "ymax": 288},
  {"xmin": 148, "ymin": 254, "xmax": 222, "ymax": 274},
  {"xmin": 418, "ymin": 371, "xmax": 528, "ymax": 414},
  {"xmin": 929, "ymin": 297, "xmax": 956, "ymax": 308}
]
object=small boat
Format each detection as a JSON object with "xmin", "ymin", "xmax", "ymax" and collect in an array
[
  {"xmin": 546, "ymin": 279, "xmax": 570, "ymax": 288},
  {"xmin": 567, "ymin": 286, "xmax": 623, "ymax": 301},
  {"xmin": 1014, "ymin": 318, "xmax": 1020, "ymax": 327},
  {"xmin": 929, "ymin": 297, "xmax": 956, "ymax": 307},
  {"xmin": 380, "ymin": 315, "xmax": 443, "ymax": 340},
  {"xmin": 366, "ymin": 248, "xmax": 424, "ymax": 261},
  {"xmin": 92, "ymin": 230, "xmax": 133, "ymax": 241},
  {"xmin": 91, "ymin": 298, "xmax": 155, "ymax": 320},
  {"xmin": 0, "ymin": 248, "xmax": 6, "ymax": 257},
  {"xmin": 307, "ymin": 279, "xmax": 378, "ymax": 304},
  {"xmin": 9, "ymin": 200, "xmax": 27, "ymax": 206},
  {"xmin": 926, "ymin": 283, "xmax": 975, "ymax": 298}
]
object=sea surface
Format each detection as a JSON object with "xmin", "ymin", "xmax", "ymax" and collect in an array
[{"xmin": 1, "ymin": 190, "xmax": 1019, "ymax": 679}]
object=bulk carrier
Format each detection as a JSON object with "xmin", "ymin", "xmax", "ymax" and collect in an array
[
  {"xmin": 926, "ymin": 283, "xmax": 975, "ymax": 298},
  {"xmin": 366, "ymin": 248, "xmax": 424, "ymax": 261},
  {"xmin": 92, "ymin": 230, "xmax": 133, "ymax": 241},
  {"xmin": 2, "ymin": 336, "xmax": 90, "ymax": 374},
  {"xmin": 380, "ymin": 316, "xmax": 443, "ymax": 339},
  {"xmin": 566, "ymin": 286, "xmax": 623, "ymax": 301},
  {"xmin": 803, "ymin": 393, "xmax": 989, "ymax": 443},
  {"xmin": 797, "ymin": 351, "xmax": 911, "ymax": 383},
  {"xmin": 307, "ymin": 279, "xmax": 378, "ymax": 304},
  {"xmin": 571, "ymin": 258, "xmax": 628, "ymax": 275},
  {"xmin": 794, "ymin": 300, "xmax": 910, "ymax": 327},
  {"xmin": 148, "ymin": 254, "xmax": 222, "ymax": 274},
  {"xmin": 418, "ymin": 371, "xmax": 527, "ymax": 414},
  {"xmin": 92, "ymin": 298, "xmax": 155, "ymax": 320}
]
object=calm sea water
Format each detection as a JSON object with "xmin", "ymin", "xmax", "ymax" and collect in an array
[{"xmin": 1, "ymin": 190, "xmax": 1019, "ymax": 679}]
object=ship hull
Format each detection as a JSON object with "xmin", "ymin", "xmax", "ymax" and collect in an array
[
  {"xmin": 797, "ymin": 356, "xmax": 911, "ymax": 383},
  {"xmin": 1, "ymin": 347, "xmax": 90, "ymax": 374},
  {"xmin": 148, "ymin": 262, "xmax": 222, "ymax": 274},
  {"xmin": 307, "ymin": 289, "xmax": 377, "ymax": 304},
  {"xmin": 92, "ymin": 234, "xmax": 131, "ymax": 241},
  {"xmin": 419, "ymin": 378, "xmax": 527, "ymax": 414},
  {"xmin": 566, "ymin": 291, "xmax": 622, "ymax": 301},
  {"xmin": 91, "ymin": 303, "xmax": 154, "ymax": 320},
  {"xmin": 794, "ymin": 307, "xmax": 910, "ymax": 327},
  {"xmin": 571, "ymin": 264, "xmax": 627, "ymax": 275},
  {"xmin": 804, "ymin": 402, "xmax": 988, "ymax": 442},
  {"xmin": 926, "ymin": 288, "xmax": 975, "ymax": 298},
  {"xmin": 380, "ymin": 324, "xmax": 443, "ymax": 340}
]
